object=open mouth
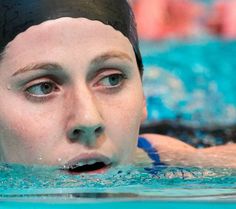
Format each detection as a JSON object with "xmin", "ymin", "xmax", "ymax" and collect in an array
[
  {"xmin": 67, "ymin": 162, "xmax": 110, "ymax": 174},
  {"xmin": 62, "ymin": 155, "xmax": 112, "ymax": 174}
]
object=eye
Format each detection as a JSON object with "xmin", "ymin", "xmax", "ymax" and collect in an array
[
  {"xmin": 26, "ymin": 82, "xmax": 58, "ymax": 96},
  {"xmin": 98, "ymin": 74, "xmax": 125, "ymax": 87}
]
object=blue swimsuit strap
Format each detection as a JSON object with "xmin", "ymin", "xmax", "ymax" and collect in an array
[{"xmin": 137, "ymin": 136, "xmax": 165, "ymax": 166}]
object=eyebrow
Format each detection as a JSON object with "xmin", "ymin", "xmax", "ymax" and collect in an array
[
  {"xmin": 12, "ymin": 63, "xmax": 63, "ymax": 77},
  {"xmin": 11, "ymin": 51, "xmax": 133, "ymax": 77},
  {"xmin": 90, "ymin": 51, "xmax": 133, "ymax": 66}
]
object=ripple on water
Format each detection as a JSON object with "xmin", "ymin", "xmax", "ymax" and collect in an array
[{"xmin": 1, "ymin": 163, "xmax": 236, "ymax": 200}]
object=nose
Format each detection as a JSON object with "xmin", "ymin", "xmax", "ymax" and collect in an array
[
  {"xmin": 68, "ymin": 124, "xmax": 104, "ymax": 146},
  {"xmin": 66, "ymin": 87, "xmax": 104, "ymax": 147}
]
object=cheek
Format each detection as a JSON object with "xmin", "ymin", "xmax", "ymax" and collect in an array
[
  {"xmin": 119, "ymin": 87, "xmax": 144, "ymax": 133},
  {"xmin": 0, "ymin": 115, "xmax": 37, "ymax": 162},
  {"xmin": 105, "ymin": 95, "xmax": 143, "ymax": 132},
  {"xmin": 107, "ymin": 104, "xmax": 142, "ymax": 163},
  {"xmin": 102, "ymin": 87, "xmax": 144, "ymax": 157},
  {"xmin": 0, "ymin": 100, "xmax": 64, "ymax": 160},
  {"xmin": 0, "ymin": 112, "xmax": 44, "ymax": 154},
  {"xmin": 0, "ymin": 110, "xmax": 67, "ymax": 164}
]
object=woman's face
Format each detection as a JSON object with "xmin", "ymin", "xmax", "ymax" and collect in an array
[{"xmin": 0, "ymin": 17, "xmax": 147, "ymax": 170}]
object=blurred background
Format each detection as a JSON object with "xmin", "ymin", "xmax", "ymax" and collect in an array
[{"xmin": 132, "ymin": 0, "xmax": 236, "ymax": 147}]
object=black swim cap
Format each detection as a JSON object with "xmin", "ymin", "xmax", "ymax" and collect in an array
[{"xmin": 0, "ymin": 0, "xmax": 143, "ymax": 75}]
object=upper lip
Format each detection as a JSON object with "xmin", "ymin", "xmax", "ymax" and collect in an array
[{"xmin": 63, "ymin": 153, "xmax": 112, "ymax": 169}]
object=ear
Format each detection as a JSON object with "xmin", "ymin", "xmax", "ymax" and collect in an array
[{"xmin": 141, "ymin": 94, "xmax": 147, "ymax": 123}]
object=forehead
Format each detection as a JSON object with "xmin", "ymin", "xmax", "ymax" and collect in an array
[{"xmin": 3, "ymin": 17, "xmax": 135, "ymax": 66}]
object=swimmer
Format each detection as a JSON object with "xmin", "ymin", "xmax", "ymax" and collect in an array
[{"xmin": 0, "ymin": 0, "xmax": 235, "ymax": 174}]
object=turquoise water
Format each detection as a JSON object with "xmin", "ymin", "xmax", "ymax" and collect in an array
[
  {"xmin": 1, "ymin": 163, "xmax": 236, "ymax": 208},
  {"xmin": 2, "ymin": 39, "xmax": 236, "ymax": 208},
  {"xmin": 142, "ymin": 39, "xmax": 236, "ymax": 127},
  {"xmin": 142, "ymin": 39, "xmax": 236, "ymax": 147},
  {"xmin": 3, "ymin": 201, "xmax": 236, "ymax": 209}
]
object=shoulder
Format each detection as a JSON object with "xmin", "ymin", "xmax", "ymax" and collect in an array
[
  {"xmin": 140, "ymin": 133, "xmax": 195, "ymax": 151},
  {"xmin": 138, "ymin": 134, "xmax": 196, "ymax": 166},
  {"xmin": 138, "ymin": 134, "xmax": 236, "ymax": 168}
]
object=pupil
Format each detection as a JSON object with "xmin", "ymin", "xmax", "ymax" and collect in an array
[
  {"xmin": 42, "ymin": 83, "xmax": 52, "ymax": 94},
  {"xmin": 109, "ymin": 75, "xmax": 120, "ymax": 86}
]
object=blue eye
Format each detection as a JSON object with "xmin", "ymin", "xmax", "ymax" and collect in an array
[
  {"xmin": 100, "ymin": 74, "xmax": 124, "ymax": 87},
  {"xmin": 26, "ymin": 82, "xmax": 57, "ymax": 96}
]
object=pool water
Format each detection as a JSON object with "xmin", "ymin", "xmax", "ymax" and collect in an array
[
  {"xmin": 142, "ymin": 39, "xmax": 236, "ymax": 127},
  {"xmin": 3, "ymin": 201, "xmax": 236, "ymax": 209},
  {"xmin": 142, "ymin": 39, "xmax": 236, "ymax": 147},
  {"xmin": 2, "ymin": 39, "xmax": 236, "ymax": 208},
  {"xmin": 1, "ymin": 162, "xmax": 236, "ymax": 208}
]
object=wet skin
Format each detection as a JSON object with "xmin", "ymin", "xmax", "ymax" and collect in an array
[
  {"xmin": 0, "ymin": 17, "xmax": 147, "ymax": 170},
  {"xmin": 1, "ymin": 17, "xmax": 234, "ymax": 170}
]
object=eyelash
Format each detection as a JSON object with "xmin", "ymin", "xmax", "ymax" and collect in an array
[
  {"xmin": 95, "ymin": 73, "xmax": 127, "ymax": 89},
  {"xmin": 23, "ymin": 71, "xmax": 128, "ymax": 102},
  {"xmin": 24, "ymin": 80, "xmax": 59, "ymax": 102}
]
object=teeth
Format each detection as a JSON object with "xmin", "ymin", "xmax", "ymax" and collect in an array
[
  {"xmin": 73, "ymin": 160, "xmax": 96, "ymax": 168},
  {"xmin": 103, "ymin": 159, "xmax": 110, "ymax": 165},
  {"xmin": 77, "ymin": 162, "xmax": 84, "ymax": 167},
  {"xmin": 64, "ymin": 156, "xmax": 112, "ymax": 170},
  {"xmin": 87, "ymin": 160, "xmax": 96, "ymax": 165}
]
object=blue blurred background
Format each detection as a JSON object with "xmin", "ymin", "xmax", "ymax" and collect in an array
[{"xmin": 133, "ymin": 0, "xmax": 236, "ymax": 147}]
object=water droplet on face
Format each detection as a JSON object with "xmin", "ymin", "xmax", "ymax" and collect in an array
[
  {"xmin": 7, "ymin": 84, "xmax": 11, "ymax": 90},
  {"xmin": 37, "ymin": 156, "xmax": 43, "ymax": 161}
]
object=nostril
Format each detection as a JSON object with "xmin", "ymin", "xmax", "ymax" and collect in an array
[
  {"xmin": 72, "ymin": 129, "xmax": 81, "ymax": 138},
  {"xmin": 95, "ymin": 126, "xmax": 103, "ymax": 136},
  {"xmin": 68, "ymin": 125, "xmax": 104, "ymax": 142}
]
